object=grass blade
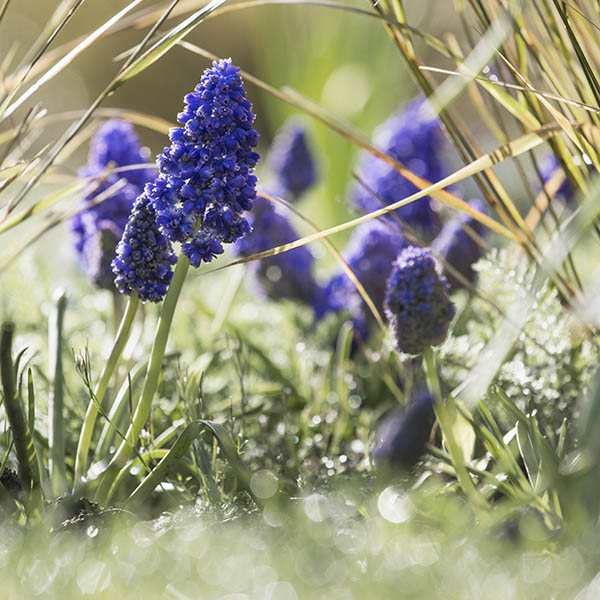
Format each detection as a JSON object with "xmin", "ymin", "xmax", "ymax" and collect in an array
[
  {"xmin": 0, "ymin": 323, "xmax": 42, "ymax": 511},
  {"xmin": 1, "ymin": 0, "xmax": 144, "ymax": 121},
  {"xmin": 48, "ymin": 291, "xmax": 68, "ymax": 496},
  {"xmin": 114, "ymin": 0, "xmax": 229, "ymax": 86}
]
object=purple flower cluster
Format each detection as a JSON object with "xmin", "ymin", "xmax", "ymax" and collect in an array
[
  {"xmin": 112, "ymin": 195, "xmax": 177, "ymax": 302},
  {"xmin": 384, "ymin": 246, "xmax": 455, "ymax": 354},
  {"xmin": 316, "ymin": 221, "xmax": 406, "ymax": 329},
  {"xmin": 236, "ymin": 194, "xmax": 321, "ymax": 305},
  {"xmin": 269, "ymin": 123, "xmax": 316, "ymax": 198},
  {"xmin": 353, "ymin": 98, "xmax": 447, "ymax": 241},
  {"xmin": 432, "ymin": 199, "xmax": 486, "ymax": 288},
  {"xmin": 144, "ymin": 59, "xmax": 259, "ymax": 268},
  {"xmin": 71, "ymin": 119, "xmax": 155, "ymax": 289},
  {"xmin": 538, "ymin": 154, "xmax": 574, "ymax": 203}
]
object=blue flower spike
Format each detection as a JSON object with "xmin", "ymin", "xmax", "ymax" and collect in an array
[
  {"xmin": 384, "ymin": 246, "xmax": 455, "ymax": 355},
  {"xmin": 112, "ymin": 195, "xmax": 178, "ymax": 303},
  {"xmin": 145, "ymin": 58, "xmax": 260, "ymax": 268}
]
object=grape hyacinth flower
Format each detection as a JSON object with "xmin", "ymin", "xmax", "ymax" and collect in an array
[
  {"xmin": 316, "ymin": 220, "xmax": 406, "ymax": 324},
  {"xmin": 236, "ymin": 193, "xmax": 321, "ymax": 305},
  {"xmin": 269, "ymin": 122, "xmax": 316, "ymax": 198},
  {"xmin": 71, "ymin": 119, "xmax": 155, "ymax": 288},
  {"xmin": 145, "ymin": 58, "xmax": 259, "ymax": 268},
  {"xmin": 353, "ymin": 98, "xmax": 448, "ymax": 241},
  {"xmin": 384, "ymin": 246, "xmax": 455, "ymax": 355},
  {"xmin": 432, "ymin": 200, "xmax": 487, "ymax": 289},
  {"xmin": 538, "ymin": 153, "xmax": 574, "ymax": 203},
  {"xmin": 112, "ymin": 195, "xmax": 177, "ymax": 302},
  {"xmin": 372, "ymin": 388, "xmax": 435, "ymax": 472}
]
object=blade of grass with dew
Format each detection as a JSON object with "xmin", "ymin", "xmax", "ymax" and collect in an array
[
  {"xmin": 48, "ymin": 291, "xmax": 68, "ymax": 496},
  {"xmin": 456, "ymin": 179, "xmax": 600, "ymax": 413}
]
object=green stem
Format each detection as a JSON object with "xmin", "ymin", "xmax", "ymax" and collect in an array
[
  {"xmin": 73, "ymin": 293, "xmax": 139, "ymax": 488},
  {"xmin": 48, "ymin": 291, "xmax": 68, "ymax": 496},
  {"xmin": 423, "ymin": 347, "xmax": 488, "ymax": 513},
  {"xmin": 95, "ymin": 256, "xmax": 190, "ymax": 504}
]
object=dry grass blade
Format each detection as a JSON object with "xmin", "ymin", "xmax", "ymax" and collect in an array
[
  {"xmin": 121, "ymin": 0, "xmax": 183, "ymax": 71},
  {"xmin": 258, "ymin": 189, "xmax": 387, "ymax": 332},
  {"xmin": 0, "ymin": 162, "xmax": 154, "ymax": 234},
  {"xmin": 0, "ymin": 108, "xmax": 173, "ymax": 146},
  {"xmin": 0, "ymin": 0, "xmax": 10, "ymax": 24},
  {"xmin": 1, "ymin": 0, "xmax": 145, "ymax": 121},
  {"xmin": 0, "ymin": 0, "xmax": 87, "ymax": 120},
  {"xmin": 419, "ymin": 67, "xmax": 600, "ymax": 116},
  {"xmin": 424, "ymin": 4, "xmax": 521, "ymax": 118},
  {"xmin": 114, "ymin": 0, "xmax": 229, "ymax": 85},
  {"xmin": 0, "ymin": 177, "xmax": 129, "ymax": 271},
  {"xmin": 6, "ymin": 0, "xmax": 227, "ymax": 216}
]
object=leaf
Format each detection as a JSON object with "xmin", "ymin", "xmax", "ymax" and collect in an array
[
  {"xmin": 517, "ymin": 420, "xmax": 539, "ymax": 490},
  {"xmin": 124, "ymin": 420, "xmax": 256, "ymax": 511}
]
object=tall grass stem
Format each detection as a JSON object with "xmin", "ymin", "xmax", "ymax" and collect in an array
[{"xmin": 73, "ymin": 293, "xmax": 139, "ymax": 488}]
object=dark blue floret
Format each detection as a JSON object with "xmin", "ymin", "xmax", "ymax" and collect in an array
[
  {"xmin": 147, "ymin": 59, "xmax": 259, "ymax": 265},
  {"xmin": 269, "ymin": 122, "xmax": 316, "ymax": 198},
  {"xmin": 315, "ymin": 220, "xmax": 406, "ymax": 337},
  {"xmin": 372, "ymin": 388, "xmax": 435, "ymax": 471},
  {"xmin": 384, "ymin": 246, "xmax": 455, "ymax": 354},
  {"xmin": 538, "ymin": 153, "xmax": 574, "ymax": 203},
  {"xmin": 432, "ymin": 200, "xmax": 487, "ymax": 289},
  {"xmin": 112, "ymin": 195, "xmax": 177, "ymax": 303},
  {"xmin": 353, "ymin": 98, "xmax": 448, "ymax": 241},
  {"xmin": 235, "ymin": 194, "xmax": 321, "ymax": 305},
  {"xmin": 71, "ymin": 119, "xmax": 155, "ymax": 289}
]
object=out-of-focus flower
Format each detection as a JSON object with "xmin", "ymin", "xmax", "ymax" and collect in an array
[
  {"xmin": 353, "ymin": 98, "xmax": 448, "ymax": 241},
  {"xmin": 316, "ymin": 220, "xmax": 406, "ymax": 331},
  {"xmin": 72, "ymin": 119, "xmax": 155, "ymax": 289},
  {"xmin": 236, "ymin": 194, "xmax": 321, "ymax": 305},
  {"xmin": 538, "ymin": 153, "xmax": 574, "ymax": 203},
  {"xmin": 372, "ymin": 388, "xmax": 435, "ymax": 471},
  {"xmin": 432, "ymin": 200, "xmax": 487, "ymax": 289},
  {"xmin": 269, "ymin": 122, "xmax": 316, "ymax": 198}
]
